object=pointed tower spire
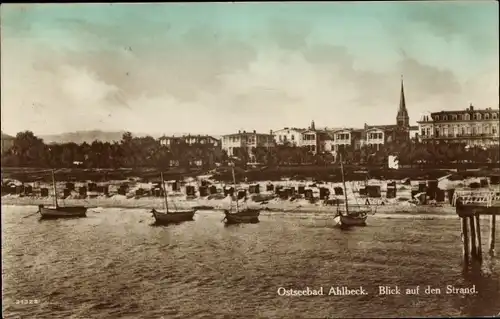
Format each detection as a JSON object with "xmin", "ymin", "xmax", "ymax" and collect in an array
[
  {"xmin": 396, "ymin": 75, "xmax": 409, "ymax": 128},
  {"xmin": 310, "ymin": 120, "xmax": 316, "ymax": 131}
]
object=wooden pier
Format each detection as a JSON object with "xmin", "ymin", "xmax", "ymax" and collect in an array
[{"xmin": 453, "ymin": 189, "xmax": 500, "ymax": 268}]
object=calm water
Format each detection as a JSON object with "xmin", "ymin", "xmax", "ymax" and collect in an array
[{"xmin": 2, "ymin": 205, "xmax": 499, "ymax": 319}]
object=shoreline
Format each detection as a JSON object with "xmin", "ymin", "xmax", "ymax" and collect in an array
[{"xmin": 1, "ymin": 196, "xmax": 457, "ymax": 216}]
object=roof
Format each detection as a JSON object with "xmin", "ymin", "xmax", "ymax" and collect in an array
[
  {"xmin": 330, "ymin": 128, "xmax": 359, "ymax": 133},
  {"xmin": 159, "ymin": 134, "xmax": 219, "ymax": 140},
  {"xmin": 431, "ymin": 106, "xmax": 499, "ymax": 115},
  {"xmin": 274, "ymin": 127, "xmax": 307, "ymax": 133},
  {"xmin": 365, "ymin": 124, "xmax": 398, "ymax": 130},
  {"xmin": 409, "ymin": 125, "xmax": 419, "ymax": 130},
  {"xmin": 302, "ymin": 129, "xmax": 330, "ymax": 135},
  {"xmin": 222, "ymin": 132, "xmax": 273, "ymax": 137}
]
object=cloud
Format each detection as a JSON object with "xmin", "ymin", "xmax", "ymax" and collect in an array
[
  {"xmin": 404, "ymin": 2, "xmax": 498, "ymax": 55},
  {"xmin": 1, "ymin": 4, "xmax": 498, "ymax": 136},
  {"xmin": 267, "ymin": 18, "xmax": 314, "ymax": 51}
]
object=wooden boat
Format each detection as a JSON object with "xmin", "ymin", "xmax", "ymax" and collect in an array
[
  {"xmin": 339, "ymin": 209, "xmax": 368, "ymax": 226},
  {"xmin": 335, "ymin": 154, "xmax": 371, "ymax": 227},
  {"xmin": 151, "ymin": 208, "xmax": 195, "ymax": 223},
  {"xmin": 38, "ymin": 170, "xmax": 87, "ymax": 219},
  {"xmin": 223, "ymin": 208, "xmax": 260, "ymax": 224},
  {"xmin": 39, "ymin": 205, "xmax": 87, "ymax": 219},
  {"xmin": 151, "ymin": 172, "xmax": 196, "ymax": 224},
  {"xmin": 222, "ymin": 165, "xmax": 260, "ymax": 224}
]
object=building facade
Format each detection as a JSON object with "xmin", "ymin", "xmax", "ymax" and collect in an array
[
  {"xmin": 330, "ymin": 129, "xmax": 365, "ymax": 151},
  {"xmin": 159, "ymin": 134, "xmax": 221, "ymax": 148},
  {"xmin": 221, "ymin": 130, "xmax": 275, "ymax": 157},
  {"xmin": 299, "ymin": 121, "xmax": 332, "ymax": 154},
  {"xmin": 273, "ymin": 127, "xmax": 305, "ymax": 146},
  {"xmin": 1, "ymin": 132, "xmax": 15, "ymax": 154},
  {"xmin": 417, "ymin": 104, "xmax": 499, "ymax": 147}
]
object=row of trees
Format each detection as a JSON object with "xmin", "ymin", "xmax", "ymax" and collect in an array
[
  {"xmin": 1, "ymin": 131, "xmax": 498, "ymax": 169},
  {"xmin": 1, "ymin": 131, "xmax": 228, "ymax": 169},
  {"xmin": 237, "ymin": 140, "xmax": 499, "ymax": 167}
]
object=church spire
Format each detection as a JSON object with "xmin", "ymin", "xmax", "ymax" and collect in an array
[
  {"xmin": 310, "ymin": 120, "xmax": 316, "ymax": 130},
  {"xmin": 396, "ymin": 75, "xmax": 409, "ymax": 128}
]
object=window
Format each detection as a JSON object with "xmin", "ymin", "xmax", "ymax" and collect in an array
[
  {"xmin": 493, "ymin": 126, "xmax": 497, "ymax": 135},
  {"xmin": 477, "ymin": 113, "xmax": 482, "ymax": 120},
  {"xmin": 465, "ymin": 114, "xmax": 470, "ymax": 120},
  {"xmin": 485, "ymin": 114, "xmax": 490, "ymax": 120},
  {"xmin": 493, "ymin": 113, "xmax": 498, "ymax": 120},
  {"xmin": 421, "ymin": 129, "xmax": 425, "ymax": 136},
  {"xmin": 279, "ymin": 135, "xmax": 282, "ymax": 141},
  {"xmin": 435, "ymin": 115, "xmax": 440, "ymax": 121},
  {"xmin": 291, "ymin": 135, "xmax": 295, "ymax": 140},
  {"xmin": 435, "ymin": 129, "xmax": 440, "ymax": 137},
  {"xmin": 443, "ymin": 115, "xmax": 448, "ymax": 121}
]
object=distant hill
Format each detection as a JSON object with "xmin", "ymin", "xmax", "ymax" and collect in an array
[
  {"xmin": 39, "ymin": 130, "xmax": 164, "ymax": 144},
  {"xmin": 37, "ymin": 130, "xmax": 220, "ymax": 144}
]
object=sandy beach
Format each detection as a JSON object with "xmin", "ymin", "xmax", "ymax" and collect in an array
[{"xmin": 1, "ymin": 176, "xmax": 483, "ymax": 216}]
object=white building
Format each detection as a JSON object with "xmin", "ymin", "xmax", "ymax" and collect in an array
[
  {"xmin": 365, "ymin": 128, "xmax": 385, "ymax": 150},
  {"xmin": 273, "ymin": 127, "xmax": 306, "ymax": 146},
  {"xmin": 221, "ymin": 130, "xmax": 275, "ymax": 158}
]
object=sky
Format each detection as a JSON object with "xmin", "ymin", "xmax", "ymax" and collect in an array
[{"xmin": 1, "ymin": 2, "xmax": 498, "ymax": 136}]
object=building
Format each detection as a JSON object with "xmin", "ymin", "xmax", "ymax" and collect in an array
[
  {"xmin": 1, "ymin": 132, "xmax": 15, "ymax": 153},
  {"xmin": 221, "ymin": 130, "xmax": 275, "ymax": 158},
  {"xmin": 417, "ymin": 104, "xmax": 499, "ymax": 147},
  {"xmin": 159, "ymin": 134, "xmax": 221, "ymax": 148},
  {"xmin": 409, "ymin": 125, "xmax": 419, "ymax": 140},
  {"xmin": 273, "ymin": 127, "xmax": 306, "ymax": 146},
  {"xmin": 300, "ymin": 121, "xmax": 331, "ymax": 154},
  {"xmin": 330, "ymin": 128, "xmax": 365, "ymax": 151}
]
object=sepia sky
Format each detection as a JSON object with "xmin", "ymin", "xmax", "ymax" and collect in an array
[{"xmin": 1, "ymin": 2, "xmax": 498, "ymax": 136}]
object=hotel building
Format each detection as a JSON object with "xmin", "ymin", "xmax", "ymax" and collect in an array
[{"xmin": 417, "ymin": 104, "xmax": 499, "ymax": 147}]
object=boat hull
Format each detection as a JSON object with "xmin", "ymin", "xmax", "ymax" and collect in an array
[
  {"xmin": 39, "ymin": 205, "xmax": 87, "ymax": 219},
  {"xmin": 224, "ymin": 209, "xmax": 260, "ymax": 224},
  {"xmin": 340, "ymin": 214, "xmax": 367, "ymax": 227},
  {"xmin": 152, "ymin": 209, "xmax": 196, "ymax": 224}
]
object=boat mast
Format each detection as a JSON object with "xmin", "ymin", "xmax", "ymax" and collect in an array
[
  {"xmin": 339, "ymin": 153, "xmax": 349, "ymax": 214},
  {"xmin": 161, "ymin": 172, "xmax": 169, "ymax": 213},
  {"xmin": 231, "ymin": 165, "xmax": 239, "ymax": 212},
  {"xmin": 51, "ymin": 169, "xmax": 59, "ymax": 208}
]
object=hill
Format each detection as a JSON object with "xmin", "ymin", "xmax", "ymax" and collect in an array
[{"xmin": 39, "ymin": 130, "xmax": 164, "ymax": 144}]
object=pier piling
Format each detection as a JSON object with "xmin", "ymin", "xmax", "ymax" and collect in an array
[
  {"xmin": 455, "ymin": 189, "xmax": 499, "ymax": 266},
  {"xmin": 475, "ymin": 214, "xmax": 482, "ymax": 260},
  {"xmin": 469, "ymin": 215, "xmax": 477, "ymax": 259},
  {"xmin": 489, "ymin": 215, "xmax": 496, "ymax": 256},
  {"xmin": 462, "ymin": 217, "xmax": 470, "ymax": 266}
]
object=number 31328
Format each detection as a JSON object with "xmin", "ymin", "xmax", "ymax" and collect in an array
[{"xmin": 16, "ymin": 300, "xmax": 40, "ymax": 305}]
